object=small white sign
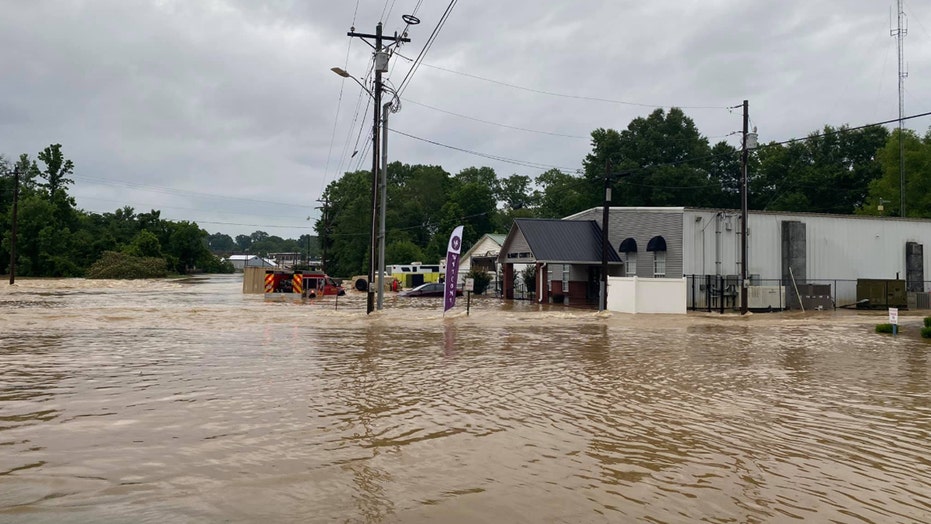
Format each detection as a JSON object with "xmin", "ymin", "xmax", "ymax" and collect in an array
[
  {"xmin": 464, "ymin": 278, "xmax": 474, "ymax": 292},
  {"xmin": 889, "ymin": 307, "xmax": 899, "ymax": 325}
]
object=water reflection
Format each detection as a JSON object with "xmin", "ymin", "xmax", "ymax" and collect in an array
[{"xmin": 2, "ymin": 276, "xmax": 931, "ymax": 522}]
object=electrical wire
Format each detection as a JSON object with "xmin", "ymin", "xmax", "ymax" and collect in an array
[
  {"xmin": 390, "ymin": 127, "xmax": 580, "ymax": 171},
  {"xmin": 394, "ymin": 52, "xmax": 732, "ymax": 111},
  {"xmin": 402, "ymin": 98, "xmax": 588, "ymax": 139},
  {"xmin": 395, "ymin": 0, "xmax": 458, "ymax": 97}
]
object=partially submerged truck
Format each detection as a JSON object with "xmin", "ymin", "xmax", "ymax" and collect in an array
[{"xmin": 263, "ymin": 270, "xmax": 345, "ymax": 301}]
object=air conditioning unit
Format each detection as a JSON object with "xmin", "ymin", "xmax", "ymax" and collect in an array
[{"xmin": 745, "ymin": 285, "xmax": 786, "ymax": 310}]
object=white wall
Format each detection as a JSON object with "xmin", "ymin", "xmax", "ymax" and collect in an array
[
  {"xmin": 682, "ymin": 210, "xmax": 931, "ymax": 303},
  {"xmin": 607, "ymin": 277, "xmax": 687, "ymax": 314}
]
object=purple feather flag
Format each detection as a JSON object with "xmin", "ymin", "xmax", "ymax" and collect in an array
[{"xmin": 443, "ymin": 225, "xmax": 464, "ymax": 313}]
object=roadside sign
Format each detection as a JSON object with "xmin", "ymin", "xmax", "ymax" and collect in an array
[
  {"xmin": 889, "ymin": 307, "xmax": 899, "ymax": 325},
  {"xmin": 465, "ymin": 278, "xmax": 474, "ymax": 292}
]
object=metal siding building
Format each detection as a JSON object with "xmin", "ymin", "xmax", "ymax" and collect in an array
[
  {"xmin": 570, "ymin": 206, "xmax": 931, "ymax": 308},
  {"xmin": 569, "ymin": 207, "xmax": 685, "ymax": 278}
]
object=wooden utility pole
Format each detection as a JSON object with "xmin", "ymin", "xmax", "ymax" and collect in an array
[
  {"xmin": 600, "ymin": 161, "xmax": 611, "ymax": 312},
  {"xmin": 347, "ymin": 22, "xmax": 409, "ymax": 314},
  {"xmin": 740, "ymin": 100, "xmax": 749, "ymax": 315},
  {"xmin": 9, "ymin": 166, "xmax": 20, "ymax": 285}
]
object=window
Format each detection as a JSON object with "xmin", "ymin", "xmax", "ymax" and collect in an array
[
  {"xmin": 647, "ymin": 236, "xmax": 667, "ymax": 277},
  {"xmin": 653, "ymin": 251, "xmax": 666, "ymax": 277},
  {"xmin": 619, "ymin": 237, "xmax": 637, "ymax": 277}
]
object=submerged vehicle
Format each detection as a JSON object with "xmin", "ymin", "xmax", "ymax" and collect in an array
[
  {"xmin": 398, "ymin": 282, "xmax": 463, "ymax": 298},
  {"xmin": 264, "ymin": 270, "xmax": 345, "ymax": 301}
]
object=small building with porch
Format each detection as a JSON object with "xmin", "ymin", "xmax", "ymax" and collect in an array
[{"xmin": 497, "ymin": 219, "xmax": 622, "ymax": 304}]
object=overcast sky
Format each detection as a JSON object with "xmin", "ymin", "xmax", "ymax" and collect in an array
[{"xmin": 2, "ymin": 0, "xmax": 930, "ymax": 240}]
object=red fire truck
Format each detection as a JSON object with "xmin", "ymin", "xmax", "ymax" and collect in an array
[{"xmin": 264, "ymin": 270, "xmax": 345, "ymax": 300}]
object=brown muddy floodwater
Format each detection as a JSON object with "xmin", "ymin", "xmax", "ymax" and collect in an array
[{"xmin": 2, "ymin": 274, "xmax": 931, "ymax": 523}]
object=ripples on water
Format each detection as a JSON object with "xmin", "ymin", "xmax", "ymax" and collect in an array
[{"xmin": 2, "ymin": 275, "xmax": 931, "ymax": 523}]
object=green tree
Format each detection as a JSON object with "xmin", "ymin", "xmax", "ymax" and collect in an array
[
  {"xmin": 36, "ymin": 144, "xmax": 75, "ymax": 198},
  {"xmin": 207, "ymin": 232, "xmax": 236, "ymax": 254},
  {"xmin": 316, "ymin": 169, "xmax": 373, "ymax": 277},
  {"xmin": 535, "ymin": 168, "xmax": 592, "ymax": 218},
  {"xmin": 124, "ymin": 230, "xmax": 162, "ymax": 258},
  {"xmin": 167, "ymin": 220, "xmax": 209, "ymax": 273},
  {"xmin": 466, "ymin": 267, "xmax": 492, "ymax": 295},
  {"xmin": 428, "ymin": 167, "xmax": 499, "ymax": 259},
  {"xmin": 385, "ymin": 239, "xmax": 424, "ymax": 265},
  {"xmin": 583, "ymin": 108, "xmax": 720, "ymax": 208},
  {"xmin": 757, "ymin": 125, "xmax": 888, "ymax": 213},
  {"xmin": 863, "ymin": 128, "xmax": 931, "ymax": 217},
  {"xmin": 386, "ymin": 163, "xmax": 451, "ymax": 248},
  {"xmin": 234, "ymin": 234, "xmax": 252, "ymax": 252}
]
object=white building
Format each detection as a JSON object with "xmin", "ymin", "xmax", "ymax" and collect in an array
[
  {"xmin": 459, "ymin": 233, "xmax": 506, "ymax": 295},
  {"xmin": 498, "ymin": 207, "xmax": 931, "ymax": 312},
  {"xmin": 567, "ymin": 207, "xmax": 931, "ymax": 310},
  {"xmin": 227, "ymin": 255, "xmax": 276, "ymax": 272}
]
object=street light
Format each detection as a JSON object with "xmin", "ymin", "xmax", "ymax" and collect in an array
[
  {"xmin": 338, "ymin": 21, "xmax": 412, "ymax": 314},
  {"xmin": 331, "ymin": 67, "xmax": 373, "ymax": 97},
  {"xmin": 331, "ymin": 66, "xmax": 398, "ymax": 312}
]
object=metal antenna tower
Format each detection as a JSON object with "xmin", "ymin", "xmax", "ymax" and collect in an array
[{"xmin": 892, "ymin": 0, "xmax": 908, "ymax": 216}]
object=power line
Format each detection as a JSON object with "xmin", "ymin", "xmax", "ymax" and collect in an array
[
  {"xmin": 396, "ymin": 0, "xmax": 458, "ymax": 96},
  {"xmin": 394, "ymin": 52, "xmax": 731, "ymax": 110},
  {"xmin": 390, "ymin": 127, "xmax": 580, "ymax": 171},
  {"xmin": 402, "ymin": 98, "xmax": 589, "ymax": 139}
]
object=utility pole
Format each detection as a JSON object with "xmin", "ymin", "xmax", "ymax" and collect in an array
[
  {"xmin": 377, "ymin": 101, "xmax": 390, "ymax": 310},
  {"xmin": 9, "ymin": 166, "xmax": 20, "ymax": 285},
  {"xmin": 892, "ymin": 0, "xmax": 908, "ymax": 217},
  {"xmin": 316, "ymin": 197, "xmax": 330, "ymax": 272},
  {"xmin": 347, "ymin": 22, "xmax": 409, "ymax": 314},
  {"xmin": 740, "ymin": 100, "xmax": 749, "ymax": 315},
  {"xmin": 600, "ymin": 161, "xmax": 611, "ymax": 312}
]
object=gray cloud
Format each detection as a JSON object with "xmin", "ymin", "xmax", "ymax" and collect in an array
[{"xmin": 1, "ymin": 0, "xmax": 928, "ymax": 240}]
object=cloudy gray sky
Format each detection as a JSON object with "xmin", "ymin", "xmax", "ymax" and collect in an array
[{"xmin": 2, "ymin": 0, "xmax": 929, "ymax": 240}]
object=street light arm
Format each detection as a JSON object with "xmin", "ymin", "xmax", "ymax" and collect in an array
[{"xmin": 330, "ymin": 67, "xmax": 374, "ymax": 98}]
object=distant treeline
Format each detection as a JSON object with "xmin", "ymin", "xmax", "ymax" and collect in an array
[
  {"xmin": 0, "ymin": 144, "xmax": 234, "ymax": 278},
  {"xmin": 316, "ymin": 108, "xmax": 931, "ymax": 278},
  {"xmin": 4, "ymin": 108, "xmax": 930, "ymax": 279}
]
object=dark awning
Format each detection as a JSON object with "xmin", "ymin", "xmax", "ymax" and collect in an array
[
  {"xmin": 647, "ymin": 235, "xmax": 667, "ymax": 252},
  {"xmin": 619, "ymin": 237, "xmax": 638, "ymax": 253}
]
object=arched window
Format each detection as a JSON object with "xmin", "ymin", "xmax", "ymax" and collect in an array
[
  {"xmin": 647, "ymin": 236, "xmax": 667, "ymax": 277},
  {"xmin": 619, "ymin": 237, "xmax": 637, "ymax": 276}
]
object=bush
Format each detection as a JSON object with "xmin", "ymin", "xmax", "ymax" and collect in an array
[
  {"xmin": 520, "ymin": 265, "xmax": 536, "ymax": 292},
  {"xmin": 86, "ymin": 251, "xmax": 168, "ymax": 279},
  {"xmin": 922, "ymin": 327, "xmax": 931, "ymax": 339},
  {"xmin": 924, "ymin": 316, "xmax": 931, "ymax": 328},
  {"xmin": 875, "ymin": 323, "xmax": 894, "ymax": 334},
  {"xmin": 466, "ymin": 268, "xmax": 492, "ymax": 295}
]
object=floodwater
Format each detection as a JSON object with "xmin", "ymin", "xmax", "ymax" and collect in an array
[{"xmin": 2, "ymin": 275, "xmax": 931, "ymax": 523}]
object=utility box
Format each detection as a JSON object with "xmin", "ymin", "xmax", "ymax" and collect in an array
[
  {"xmin": 907, "ymin": 292, "xmax": 931, "ymax": 310},
  {"xmin": 745, "ymin": 286, "xmax": 786, "ymax": 311},
  {"xmin": 856, "ymin": 279, "xmax": 907, "ymax": 309},
  {"xmin": 785, "ymin": 283, "xmax": 833, "ymax": 310}
]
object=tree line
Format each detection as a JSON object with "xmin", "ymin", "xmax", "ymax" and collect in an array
[
  {"xmin": 0, "ymin": 144, "xmax": 234, "ymax": 278},
  {"xmin": 317, "ymin": 108, "xmax": 931, "ymax": 278},
  {"xmin": 4, "ymin": 109, "xmax": 929, "ymax": 279}
]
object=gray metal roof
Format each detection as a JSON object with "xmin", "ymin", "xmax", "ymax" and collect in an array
[{"xmin": 510, "ymin": 219, "xmax": 621, "ymax": 263}]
